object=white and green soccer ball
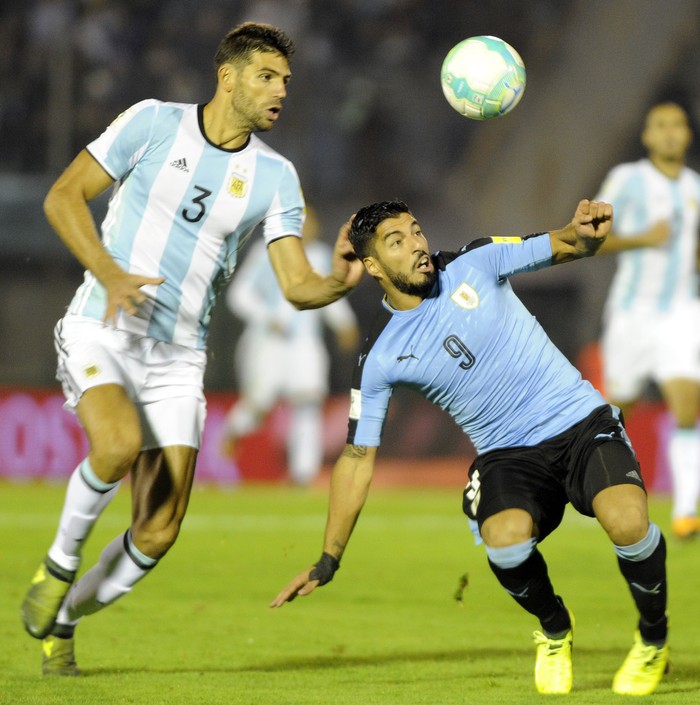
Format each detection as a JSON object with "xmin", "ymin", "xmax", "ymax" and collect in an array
[{"xmin": 440, "ymin": 35, "xmax": 526, "ymax": 120}]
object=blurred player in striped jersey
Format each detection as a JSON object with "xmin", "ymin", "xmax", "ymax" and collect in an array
[
  {"xmin": 20, "ymin": 22, "xmax": 363, "ymax": 676},
  {"xmin": 596, "ymin": 102, "xmax": 700, "ymax": 539},
  {"xmin": 222, "ymin": 206, "xmax": 359, "ymax": 485}
]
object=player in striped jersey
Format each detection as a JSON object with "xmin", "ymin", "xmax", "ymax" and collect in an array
[
  {"xmin": 272, "ymin": 199, "xmax": 669, "ymax": 695},
  {"xmin": 596, "ymin": 102, "xmax": 700, "ymax": 539},
  {"xmin": 21, "ymin": 22, "xmax": 363, "ymax": 675},
  {"xmin": 222, "ymin": 206, "xmax": 359, "ymax": 485}
]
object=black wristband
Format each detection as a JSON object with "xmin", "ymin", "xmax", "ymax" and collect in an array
[{"xmin": 309, "ymin": 552, "xmax": 340, "ymax": 586}]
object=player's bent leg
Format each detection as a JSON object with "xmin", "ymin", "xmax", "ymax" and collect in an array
[
  {"xmin": 593, "ymin": 485, "xmax": 669, "ymax": 694},
  {"xmin": 21, "ymin": 385, "xmax": 140, "ymax": 640},
  {"xmin": 482, "ymin": 510, "xmax": 573, "ymax": 694},
  {"xmin": 77, "ymin": 384, "xmax": 144, "ymax": 483},
  {"xmin": 130, "ymin": 446, "xmax": 198, "ymax": 558}
]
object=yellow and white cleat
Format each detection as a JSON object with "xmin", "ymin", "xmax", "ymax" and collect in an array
[
  {"xmin": 533, "ymin": 613, "xmax": 574, "ymax": 694},
  {"xmin": 42, "ymin": 634, "xmax": 80, "ymax": 677},
  {"xmin": 612, "ymin": 631, "xmax": 669, "ymax": 695}
]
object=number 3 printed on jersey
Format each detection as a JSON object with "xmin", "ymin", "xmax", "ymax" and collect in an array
[{"xmin": 182, "ymin": 185, "xmax": 212, "ymax": 223}]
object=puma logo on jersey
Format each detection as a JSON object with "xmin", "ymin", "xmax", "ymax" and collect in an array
[
  {"xmin": 170, "ymin": 158, "xmax": 189, "ymax": 172},
  {"xmin": 397, "ymin": 348, "xmax": 419, "ymax": 363}
]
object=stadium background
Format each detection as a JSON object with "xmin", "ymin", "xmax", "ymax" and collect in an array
[{"xmin": 1, "ymin": 0, "xmax": 699, "ymax": 486}]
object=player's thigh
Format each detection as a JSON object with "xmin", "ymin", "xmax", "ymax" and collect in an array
[
  {"xmin": 465, "ymin": 450, "xmax": 567, "ymax": 542},
  {"xmin": 76, "ymin": 383, "xmax": 142, "ymax": 449},
  {"xmin": 140, "ymin": 394, "xmax": 206, "ymax": 450},
  {"xmin": 601, "ymin": 311, "xmax": 653, "ymax": 402}
]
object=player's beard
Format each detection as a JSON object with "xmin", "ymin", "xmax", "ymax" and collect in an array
[
  {"xmin": 386, "ymin": 267, "xmax": 437, "ymax": 298},
  {"xmin": 231, "ymin": 92, "xmax": 275, "ymax": 133}
]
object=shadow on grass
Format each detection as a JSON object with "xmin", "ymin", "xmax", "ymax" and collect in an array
[{"xmin": 86, "ymin": 643, "xmax": 700, "ymax": 688}]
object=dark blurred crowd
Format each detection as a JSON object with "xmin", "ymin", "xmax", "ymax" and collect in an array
[{"xmin": 0, "ymin": 0, "xmax": 565, "ymax": 206}]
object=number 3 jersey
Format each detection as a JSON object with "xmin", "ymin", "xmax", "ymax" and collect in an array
[
  {"xmin": 347, "ymin": 234, "xmax": 606, "ymax": 455},
  {"xmin": 69, "ymin": 99, "xmax": 304, "ymax": 349}
]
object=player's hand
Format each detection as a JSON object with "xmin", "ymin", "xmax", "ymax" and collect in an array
[
  {"xmin": 573, "ymin": 199, "xmax": 613, "ymax": 242},
  {"xmin": 269, "ymin": 568, "xmax": 321, "ymax": 607},
  {"xmin": 331, "ymin": 219, "xmax": 364, "ymax": 291},
  {"xmin": 102, "ymin": 270, "xmax": 165, "ymax": 325}
]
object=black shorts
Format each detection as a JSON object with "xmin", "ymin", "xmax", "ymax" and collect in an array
[{"xmin": 462, "ymin": 405, "xmax": 646, "ymax": 542}]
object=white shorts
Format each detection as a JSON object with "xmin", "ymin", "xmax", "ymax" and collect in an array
[
  {"xmin": 55, "ymin": 314, "xmax": 207, "ymax": 449},
  {"xmin": 601, "ymin": 301, "xmax": 700, "ymax": 402},
  {"xmin": 235, "ymin": 329, "xmax": 329, "ymax": 410}
]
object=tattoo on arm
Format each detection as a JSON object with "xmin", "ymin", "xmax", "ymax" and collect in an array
[{"xmin": 342, "ymin": 445, "xmax": 368, "ymax": 459}]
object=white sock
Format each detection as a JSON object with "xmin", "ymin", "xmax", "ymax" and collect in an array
[
  {"xmin": 288, "ymin": 402, "xmax": 323, "ymax": 485},
  {"xmin": 48, "ymin": 459, "xmax": 120, "ymax": 572},
  {"xmin": 57, "ymin": 530, "xmax": 158, "ymax": 625},
  {"xmin": 669, "ymin": 427, "xmax": 700, "ymax": 518}
]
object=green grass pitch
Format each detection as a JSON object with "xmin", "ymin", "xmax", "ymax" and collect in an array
[{"xmin": 1, "ymin": 480, "xmax": 699, "ymax": 704}]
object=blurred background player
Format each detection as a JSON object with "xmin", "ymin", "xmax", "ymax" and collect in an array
[
  {"xmin": 595, "ymin": 102, "xmax": 700, "ymax": 539},
  {"xmin": 221, "ymin": 206, "xmax": 360, "ymax": 485}
]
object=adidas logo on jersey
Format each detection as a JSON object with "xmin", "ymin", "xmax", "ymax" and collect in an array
[{"xmin": 170, "ymin": 158, "xmax": 189, "ymax": 172}]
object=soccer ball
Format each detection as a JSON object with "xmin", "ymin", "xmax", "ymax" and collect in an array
[{"xmin": 440, "ymin": 35, "xmax": 526, "ymax": 120}]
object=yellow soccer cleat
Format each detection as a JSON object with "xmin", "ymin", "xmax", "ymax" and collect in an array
[
  {"xmin": 533, "ymin": 613, "xmax": 574, "ymax": 694},
  {"xmin": 671, "ymin": 516, "xmax": 700, "ymax": 540},
  {"xmin": 42, "ymin": 634, "xmax": 80, "ymax": 677},
  {"xmin": 21, "ymin": 558, "xmax": 76, "ymax": 639},
  {"xmin": 612, "ymin": 631, "xmax": 669, "ymax": 695}
]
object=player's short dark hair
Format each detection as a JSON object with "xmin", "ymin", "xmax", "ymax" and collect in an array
[
  {"xmin": 349, "ymin": 200, "xmax": 411, "ymax": 259},
  {"xmin": 214, "ymin": 22, "xmax": 295, "ymax": 69}
]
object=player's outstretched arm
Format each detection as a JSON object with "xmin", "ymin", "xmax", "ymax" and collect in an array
[
  {"xmin": 44, "ymin": 149, "xmax": 165, "ymax": 323},
  {"xmin": 268, "ymin": 221, "xmax": 364, "ymax": 310},
  {"xmin": 270, "ymin": 445, "xmax": 377, "ymax": 607},
  {"xmin": 549, "ymin": 199, "xmax": 613, "ymax": 264},
  {"xmin": 597, "ymin": 220, "xmax": 670, "ymax": 255}
]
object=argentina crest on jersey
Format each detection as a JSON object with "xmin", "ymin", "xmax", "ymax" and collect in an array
[
  {"xmin": 450, "ymin": 282, "xmax": 480, "ymax": 310},
  {"xmin": 228, "ymin": 169, "xmax": 249, "ymax": 198}
]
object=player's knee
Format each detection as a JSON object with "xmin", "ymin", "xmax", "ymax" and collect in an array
[
  {"xmin": 481, "ymin": 508, "xmax": 534, "ymax": 547},
  {"xmin": 90, "ymin": 427, "xmax": 142, "ymax": 478},
  {"xmin": 598, "ymin": 498, "xmax": 648, "ymax": 546},
  {"xmin": 131, "ymin": 521, "xmax": 181, "ymax": 559}
]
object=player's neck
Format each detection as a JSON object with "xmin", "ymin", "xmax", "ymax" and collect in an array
[
  {"xmin": 201, "ymin": 100, "xmax": 251, "ymax": 150},
  {"xmin": 383, "ymin": 290, "xmax": 423, "ymax": 311},
  {"xmin": 649, "ymin": 154, "xmax": 684, "ymax": 179}
]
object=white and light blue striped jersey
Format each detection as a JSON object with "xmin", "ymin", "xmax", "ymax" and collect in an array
[
  {"xmin": 347, "ymin": 234, "xmax": 606, "ymax": 454},
  {"xmin": 596, "ymin": 158, "xmax": 700, "ymax": 313},
  {"xmin": 226, "ymin": 238, "xmax": 357, "ymax": 339},
  {"xmin": 69, "ymin": 99, "xmax": 304, "ymax": 349}
]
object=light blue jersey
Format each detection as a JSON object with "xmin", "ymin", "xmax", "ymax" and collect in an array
[
  {"xmin": 596, "ymin": 158, "xmax": 700, "ymax": 313},
  {"xmin": 347, "ymin": 234, "xmax": 606, "ymax": 454},
  {"xmin": 69, "ymin": 99, "xmax": 304, "ymax": 349}
]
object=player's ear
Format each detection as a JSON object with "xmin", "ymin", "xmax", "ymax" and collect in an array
[
  {"xmin": 363, "ymin": 256, "xmax": 381, "ymax": 278},
  {"xmin": 218, "ymin": 63, "xmax": 235, "ymax": 92}
]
